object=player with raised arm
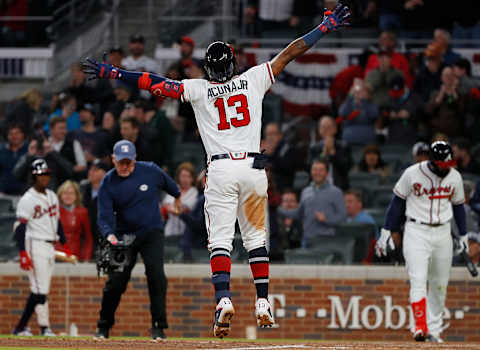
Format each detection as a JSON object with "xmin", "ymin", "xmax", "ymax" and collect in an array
[
  {"xmin": 375, "ymin": 141, "xmax": 468, "ymax": 343},
  {"xmin": 84, "ymin": 4, "xmax": 350, "ymax": 338}
]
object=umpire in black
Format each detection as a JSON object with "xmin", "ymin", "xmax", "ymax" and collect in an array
[{"xmin": 94, "ymin": 140, "xmax": 181, "ymax": 341}]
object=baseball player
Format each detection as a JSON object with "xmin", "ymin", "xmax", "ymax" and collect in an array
[
  {"xmin": 376, "ymin": 141, "xmax": 468, "ymax": 343},
  {"xmin": 84, "ymin": 4, "xmax": 351, "ymax": 337},
  {"xmin": 12, "ymin": 159, "xmax": 72, "ymax": 336}
]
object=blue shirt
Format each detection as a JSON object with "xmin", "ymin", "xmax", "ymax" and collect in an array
[
  {"xmin": 0, "ymin": 142, "xmax": 28, "ymax": 194},
  {"xmin": 348, "ymin": 210, "xmax": 378, "ymax": 238},
  {"xmin": 97, "ymin": 162, "xmax": 180, "ymax": 238},
  {"xmin": 44, "ymin": 109, "xmax": 81, "ymax": 133}
]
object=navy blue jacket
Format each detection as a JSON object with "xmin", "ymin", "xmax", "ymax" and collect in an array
[{"xmin": 98, "ymin": 162, "xmax": 180, "ymax": 238}]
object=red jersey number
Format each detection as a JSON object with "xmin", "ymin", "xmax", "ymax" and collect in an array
[{"xmin": 214, "ymin": 94, "xmax": 251, "ymax": 131}]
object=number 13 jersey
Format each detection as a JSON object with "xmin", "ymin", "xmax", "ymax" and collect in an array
[{"xmin": 181, "ymin": 62, "xmax": 275, "ymax": 155}]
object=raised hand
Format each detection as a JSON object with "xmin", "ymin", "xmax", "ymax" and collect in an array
[
  {"xmin": 318, "ymin": 3, "xmax": 351, "ymax": 33},
  {"xmin": 82, "ymin": 53, "xmax": 121, "ymax": 81}
]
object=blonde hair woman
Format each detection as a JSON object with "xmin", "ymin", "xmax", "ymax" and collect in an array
[{"xmin": 56, "ymin": 180, "xmax": 93, "ymax": 261}]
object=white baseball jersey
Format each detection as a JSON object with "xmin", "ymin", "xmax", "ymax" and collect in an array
[
  {"xmin": 394, "ymin": 161, "xmax": 464, "ymax": 224},
  {"xmin": 16, "ymin": 187, "xmax": 60, "ymax": 241},
  {"xmin": 181, "ymin": 62, "xmax": 275, "ymax": 155}
]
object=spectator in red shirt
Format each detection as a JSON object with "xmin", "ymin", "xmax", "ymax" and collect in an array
[
  {"xmin": 364, "ymin": 31, "xmax": 413, "ymax": 88},
  {"xmin": 56, "ymin": 180, "xmax": 93, "ymax": 261}
]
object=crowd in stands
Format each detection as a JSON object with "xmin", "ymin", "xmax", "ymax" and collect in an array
[{"xmin": 1, "ymin": 13, "xmax": 480, "ymax": 265}]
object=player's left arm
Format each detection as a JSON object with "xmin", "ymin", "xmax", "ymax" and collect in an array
[
  {"xmin": 270, "ymin": 3, "xmax": 350, "ymax": 77},
  {"xmin": 83, "ymin": 54, "xmax": 183, "ymax": 99}
]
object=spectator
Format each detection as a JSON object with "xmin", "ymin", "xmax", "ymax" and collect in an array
[
  {"xmin": 263, "ymin": 122, "xmax": 298, "ymax": 189},
  {"xmin": 289, "ymin": 0, "xmax": 321, "ymax": 34},
  {"xmin": 0, "ymin": 124, "xmax": 28, "ymax": 195},
  {"xmin": 161, "ymin": 162, "xmax": 199, "ymax": 238},
  {"xmin": 44, "ymin": 93, "xmax": 81, "ymax": 133},
  {"xmin": 257, "ymin": 0, "xmax": 295, "ymax": 37},
  {"xmin": 425, "ymin": 66, "xmax": 466, "ymax": 138},
  {"xmin": 133, "ymin": 100, "xmax": 174, "ymax": 170},
  {"xmin": 433, "ymin": 28, "xmax": 461, "ymax": 65},
  {"xmin": 5, "ymin": 88, "xmax": 43, "ymax": 136},
  {"xmin": 66, "ymin": 62, "xmax": 95, "ymax": 106},
  {"xmin": 122, "ymin": 34, "xmax": 158, "ymax": 74},
  {"xmin": 364, "ymin": 31, "xmax": 413, "ymax": 88},
  {"xmin": 55, "ymin": 180, "xmax": 93, "ymax": 262},
  {"xmin": 452, "ymin": 138, "xmax": 480, "ymax": 174},
  {"xmin": 278, "ymin": 159, "xmax": 347, "ymax": 247},
  {"xmin": 80, "ymin": 159, "xmax": 109, "ymax": 255},
  {"xmin": 353, "ymin": 144, "xmax": 391, "ymax": 177},
  {"xmin": 69, "ymin": 104, "xmax": 109, "ymax": 164},
  {"xmin": 412, "ymin": 142, "xmax": 430, "ymax": 163},
  {"xmin": 172, "ymin": 36, "xmax": 196, "ymax": 80},
  {"xmin": 108, "ymin": 81, "xmax": 135, "ymax": 118},
  {"xmin": 232, "ymin": 43, "xmax": 255, "ymax": 75},
  {"xmin": 277, "ymin": 189, "xmax": 302, "ymax": 250},
  {"xmin": 379, "ymin": 75, "xmax": 423, "ymax": 144},
  {"xmin": 329, "ymin": 48, "xmax": 372, "ymax": 111},
  {"xmin": 452, "ymin": 0, "xmax": 480, "ymax": 45},
  {"xmin": 453, "ymin": 58, "xmax": 479, "ymax": 96},
  {"xmin": 309, "ymin": 116, "xmax": 352, "ymax": 190},
  {"xmin": 14, "ymin": 137, "xmax": 73, "ymax": 191},
  {"xmin": 365, "ymin": 50, "xmax": 404, "ymax": 107},
  {"xmin": 97, "ymin": 111, "xmax": 120, "ymax": 165},
  {"xmin": 413, "ymin": 42, "xmax": 445, "ymax": 101},
  {"xmin": 119, "ymin": 115, "xmax": 151, "ymax": 162},
  {"xmin": 48, "ymin": 117, "xmax": 87, "ymax": 179},
  {"xmin": 344, "ymin": 189, "xmax": 376, "ymax": 227},
  {"xmin": 177, "ymin": 170, "xmax": 208, "ymax": 261},
  {"xmin": 338, "ymin": 79, "xmax": 378, "ymax": 146},
  {"xmin": 158, "ymin": 64, "xmax": 183, "ymax": 132},
  {"xmin": 376, "ymin": 0, "xmax": 402, "ymax": 31}
]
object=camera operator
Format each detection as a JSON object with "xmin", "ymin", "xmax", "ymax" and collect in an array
[{"xmin": 95, "ymin": 140, "xmax": 181, "ymax": 341}]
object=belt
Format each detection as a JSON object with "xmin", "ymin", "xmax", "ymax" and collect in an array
[
  {"xmin": 210, "ymin": 152, "xmax": 260, "ymax": 161},
  {"xmin": 408, "ymin": 218, "xmax": 444, "ymax": 227},
  {"xmin": 31, "ymin": 237, "xmax": 56, "ymax": 244}
]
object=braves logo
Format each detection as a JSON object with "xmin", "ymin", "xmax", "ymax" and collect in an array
[
  {"xmin": 413, "ymin": 183, "xmax": 453, "ymax": 200},
  {"xmin": 32, "ymin": 204, "xmax": 57, "ymax": 219}
]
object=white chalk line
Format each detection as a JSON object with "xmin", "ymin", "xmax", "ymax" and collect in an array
[{"xmin": 198, "ymin": 345, "xmax": 310, "ymax": 350}]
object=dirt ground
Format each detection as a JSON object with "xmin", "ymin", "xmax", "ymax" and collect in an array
[{"xmin": 2, "ymin": 337, "xmax": 480, "ymax": 350}]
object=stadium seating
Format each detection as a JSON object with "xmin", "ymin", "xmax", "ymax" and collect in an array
[
  {"xmin": 364, "ymin": 208, "xmax": 385, "ymax": 229},
  {"xmin": 293, "ymin": 171, "xmax": 310, "ymax": 191},
  {"xmin": 304, "ymin": 235, "xmax": 356, "ymax": 264},
  {"xmin": 0, "ymin": 215, "xmax": 17, "ymax": 262},
  {"xmin": 335, "ymin": 222, "xmax": 376, "ymax": 263},
  {"xmin": 172, "ymin": 142, "xmax": 206, "ymax": 171},
  {"xmin": 284, "ymin": 248, "xmax": 336, "ymax": 265},
  {"xmin": 370, "ymin": 186, "xmax": 394, "ymax": 209}
]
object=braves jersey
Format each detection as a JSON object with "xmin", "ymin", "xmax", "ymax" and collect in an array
[
  {"xmin": 181, "ymin": 62, "xmax": 275, "ymax": 155},
  {"xmin": 16, "ymin": 187, "xmax": 59, "ymax": 241},
  {"xmin": 394, "ymin": 161, "xmax": 464, "ymax": 224}
]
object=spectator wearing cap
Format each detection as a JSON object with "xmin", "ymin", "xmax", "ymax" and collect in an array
[
  {"xmin": 122, "ymin": 34, "xmax": 158, "ymax": 100},
  {"xmin": 425, "ymin": 66, "xmax": 466, "ymax": 138},
  {"xmin": 171, "ymin": 36, "xmax": 197, "ymax": 81},
  {"xmin": 80, "ymin": 159, "xmax": 110, "ymax": 255},
  {"xmin": 309, "ymin": 116, "xmax": 352, "ymax": 190},
  {"xmin": 453, "ymin": 58, "xmax": 479, "ymax": 96},
  {"xmin": 412, "ymin": 142, "xmax": 430, "ymax": 163},
  {"xmin": 433, "ymin": 28, "xmax": 461, "ymax": 66},
  {"xmin": 413, "ymin": 42, "xmax": 445, "ymax": 101},
  {"xmin": 44, "ymin": 93, "xmax": 81, "ymax": 133},
  {"xmin": 338, "ymin": 79, "xmax": 378, "ymax": 146},
  {"xmin": 365, "ymin": 50, "xmax": 404, "ymax": 107},
  {"xmin": 364, "ymin": 31, "xmax": 413, "ymax": 88},
  {"xmin": 452, "ymin": 138, "xmax": 480, "ymax": 174},
  {"xmin": 66, "ymin": 62, "xmax": 96, "ymax": 106},
  {"xmin": 0, "ymin": 124, "xmax": 28, "ymax": 196},
  {"xmin": 379, "ymin": 75, "xmax": 423, "ymax": 144},
  {"xmin": 69, "ymin": 104, "xmax": 110, "ymax": 164}
]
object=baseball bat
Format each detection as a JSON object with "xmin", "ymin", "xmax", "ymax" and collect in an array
[
  {"xmin": 460, "ymin": 249, "xmax": 478, "ymax": 277},
  {"xmin": 55, "ymin": 251, "xmax": 78, "ymax": 264}
]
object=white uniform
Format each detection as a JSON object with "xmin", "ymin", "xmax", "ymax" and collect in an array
[
  {"xmin": 16, "ymin": 187, "xmax": 60, "ymax": 326},
  {"xmin": 181, "ymin": 62, "xmax": 275, "ymax": 252},
  {"xmin": 394, "ymin": 161, "xmax": 464, "ymax": 336}
]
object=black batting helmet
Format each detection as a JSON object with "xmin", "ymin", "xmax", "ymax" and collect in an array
[
  {"xmin": 204, "ymin": 41, "xmax": 236, "ymax": 83},
  {"xmin": 31, "ymin": 158, "xmax": 51, "ymax": 175},
  {"xmin": 429, "ymin": 141, "xmax": 455, "ymax": 176}
]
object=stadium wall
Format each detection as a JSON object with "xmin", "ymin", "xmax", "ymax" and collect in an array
[{"xmin": 0, "ymin": 263, "xmax": 478, "ymax": 341}]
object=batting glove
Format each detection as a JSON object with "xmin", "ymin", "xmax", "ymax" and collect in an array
[
  {"xmin": 454, "ymin": 234, "xmax": 469, "ymax": 255},
  {"xmin": 318, "ymin": 3, "xmax": 351, "ymax": 34},
  {"xmin": 82, "ymin": 53, "xmax": 121, "ymax": 80},
  {"xmin": 375, "ymin": 228, "xmax": 395, "ymax": 257},
  {"xmin": 19, "ymin": 250, "xmax": 33, "ymax": 270}
]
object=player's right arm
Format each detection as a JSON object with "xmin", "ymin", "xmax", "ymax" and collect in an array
[
  {"xmin": 270, "ymin": 4, "xmax": 350, "ymax": 77},
  {"xmin": 83, "ymin": 54, "xmax": 183, "ymax": 99}
]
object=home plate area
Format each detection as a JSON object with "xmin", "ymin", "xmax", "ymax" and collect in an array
[{"xmin": 2, "ymin": 338, "xmax": 480, "ymax": 350}]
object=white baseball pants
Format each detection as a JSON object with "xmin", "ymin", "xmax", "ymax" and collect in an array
[
  {"xmin": 403, "ymin": 220, "xmax": 452, "ymax": 336},
  {"xmin": 205, "ymin": 157, "xmax": 268, "ymax": 253}
]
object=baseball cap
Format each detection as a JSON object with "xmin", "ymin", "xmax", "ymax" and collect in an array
[
  {"xmin": 130, "ymin": 34, "xmax": 145, "ymax": 44},
  {"xmin": 412, "ymin": 142, "xmax": 429, "ymax": 157},
  {"xmin": 109, "ymin": 46, "xmax": 124, "ymax": 55},
  {"xmin": 113, "ymin": 140, "xmax": 136, "ymax": 161},
  {"xmin": 91, "ymin": 159, "xmax": 110, "ymax": 172},
  {"xmin": 180, "ymin": 36, "xmax": 195, "ymax": 47}
]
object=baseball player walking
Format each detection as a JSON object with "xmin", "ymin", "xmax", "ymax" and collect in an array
[
  {"xmin": 12, "ymin": 159, "xmax": 72, "ymax": 336},
  {"xmin": 84, "ymin": 4, "xmax": 350, "ymax": 337},
  {"xmin": 376, "ymin": 141, "xmax": 468, "ymax": 343}
]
